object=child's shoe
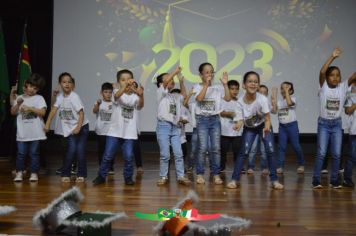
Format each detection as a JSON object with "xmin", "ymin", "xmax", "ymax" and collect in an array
[
  {"xmin": 14, "ymin": 172, "xmax": 23, "ymax": 182},
  {"xmin": 61, "ymin": 177, "xmax": 71, "ymax": 183},
  {"xmin": 276, "ymin": 168, "xmax": 283, "ymax": 174},
  {"xmin": 196, "ymin": 175, "xmax": 205, "ymax": 184},
  {"xmin": 227, "ymin": 180, "xmax": 239, "ymax": 189},
  {"xmin": 157, "ymin": 176, "xmax": 168, "ymax": 186},
  {"xmin": 75, "ymin": 177, "xmax": 86, "ymax": 183},
  {"xmin": 213, "ymin": 175, "xmax": 223, "ymax": 185},
  {"xmin": 247, "ymin": 168, "xmax": 254, "ymax": 174},
  {"xmin": 297, "ymin": 166, "xmax": 305, "ymax": 174},
  {"xmin": 261, "ymin": 169, "xmax": 269, "ymax": 175},
  {"xmin": 29, "ymin": 173, "xmax": 38, "ymax": 182},
  {"xmin": 177, "ymin": 176, "xmax": 191, "ymax": 186},
  {"xmin": 92, "ymin": 175, "xmax": 105, "ymax": 186},
  {"xmin": 272, "ymin": 181, "xmax": 284, "ymax": 190}
]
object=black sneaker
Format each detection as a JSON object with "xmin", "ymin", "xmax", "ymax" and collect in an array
[
  {"xmin": 342, "ymin": 179, "xmax": 355, "ymax": 188},
  {"xmin": 92, "ymin": 175, "xmax": 106, "ymax": 186},
  {"xmin": 241, "ymin": 168, "xmax": 246, "ymax": 174},
  {"xmin": 125, "ymin": 178, "xmax": 135, "ymax": 185},
  {"xmin": 312, "ymin": 181, "xmax": 323, "ymax": 189}
]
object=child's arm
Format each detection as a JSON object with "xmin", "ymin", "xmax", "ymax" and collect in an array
[
  {"xmin": 93, "ymin": 99, "xmax": 101, "ymax": 114},
  {"xmin": 136, "ymin": 85, "xmax": 144, "ymax": 109},
  {"xmin": 44, "ymin": 106, "xmax": 58, "ymax": 132},
  {"xmin": 221, "ymin": 72, "xmax": 231, "ymax": 101},
  {"xmin": 271, "ymin": 87, "xmax": 278, "ymax": 114},
  {"xmin": 233, "ymin": 120, "xmax": 244, "ymax": 131},
  {"xmin": 72, "ymin": 110, "xmax": 84, "ymax": 134},
  {"xmin": 114, "ymin": 83, "xmax": 128, "ymax": 99},
  {"xmin": 319, "ymin": 47, "xmax": 341, "ymax": 87},
  {"xmin": 177, "ymin": 72, "xmax": 187, "ymax": 98},
  {"xmin": 9, "ymin": 83, "xmax": 17, "ymax": 106},
  {"xmin": 51, "ymin": 86, "xmax": 60, "ymax": 107},
  {"xmin": 183, "ymin": 87, "xmax": 194, "ymax": 108},
  {"xmin": 263, "ymin": 113, "xmax": 271, "ymax": 137},
  {"xmin": 347, "ymin": 72, "xmax": 356, "ymax": 86},
  {"xmin": 220, "ymin": 110, "xmax": 235, "ymax": 119},
  {"xmin": 162, "ymin": 67, "xmax": 181, "ymax": 89},
  {"xmin": 283, "ymin": 86, "xmax": 295, "ymax": 107},
  {"xmin": 345, "ymin": 104, "xmax": 356, "ymax": 115},
  {"xmin": 10, "ymin": 97, "xmax": 23, "ymax": 116},
  {"xmin": 21, "ymin": 106, "xmax": 46, "ymax": 117}
]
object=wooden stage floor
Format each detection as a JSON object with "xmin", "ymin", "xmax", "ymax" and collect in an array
[{"xmin": 0, "ymin": 151, "xmax": 355, "ymax": 236}]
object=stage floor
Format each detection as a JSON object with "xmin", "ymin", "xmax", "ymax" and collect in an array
[{"xmin": 0, "ymin": 151, "xmax": 355, "ymax": 236}]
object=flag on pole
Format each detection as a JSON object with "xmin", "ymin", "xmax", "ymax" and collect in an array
[
  {"xmin": 0, "ymin": 20, "xmax": 10, "ymax": 125},
  {"xmin": 17, "ymin": 24, "xmax": 31, "ymax": 95}
]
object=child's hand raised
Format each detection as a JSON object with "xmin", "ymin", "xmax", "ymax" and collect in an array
[
  {"xmin": 17, "ymin": 97, "xmax": 24, "ymax": 106},
  {"xmin": 174, "ymin": 66, "xmax": 182, "ymax": 75},
  {"xmin": 220, "ymin": 72, "xmax": 228, "ymax": 85},
  {"xmin": 96, "ymin": 99, "xmax": 102, "ymax": 105},
  {"xmin": 332, "ymin": 47, "xmax": 342, "ymax": 58},
  {"xmin": 135, "ymin": 85, "xmax": 144, "ymax": 97}
]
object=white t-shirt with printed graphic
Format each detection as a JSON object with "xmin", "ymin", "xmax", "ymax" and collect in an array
[
  {"xmin": 220, "ymin": 99, "xmax": 242, "ymax": 137},
  {"xmin": 238, "ymin": 93, "xmax": 270, "ymax": 128},
  {"xmin": 54, "ymin": 91, "xmax": 89, "ymax": 137},
  {"xmin": 15, "ymin": 94, "xmax": 47, "ymax": 142},
  {"xmin": 107, "ymin": 93, "xmax": 140, "ymax": 139},
  {"xmin": 157, "ymin": 85, "xmax": 182, "ymax": 125},
  {"xmin": 319, "ymin": 81, "xmax": 348, "ymax": 119},
  {"xmin": 94, "ymin": 101, "xmax": 113, "ymax": 136},
  {"xmin": 345, "ymin": 86, "xmax": 356, "ymax": 135},
  {"xmin": 193, "ymin": 84, "xmax": 224, "ymax": 116},
  {"xmin": 277, "ymin": 96, "xmax": 297, "ymax": 124}
]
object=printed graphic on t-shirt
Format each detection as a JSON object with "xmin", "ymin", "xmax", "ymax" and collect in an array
[
  {"xmin": 244, "ymin": 114, "xmax": 264, "ymax": 127},
  {"xmin": 99, "ymin": 110, "xmax": 112, "ymax": 122},
  {"xmin": 59, "ymin": 109, "xmax": 75, "ymax": 120},
  {"xmin": 169, "ymin": 103, "xmax": 176, "ymax": 115},
  {"xmin": 122, "ymin": 105, "xmax": 134, "ymax": 119},
  {"xmin": 278, "ymin": 108, "xmax": 289, "ymax": 117},
  {"xmin": 326, "ymin": 98, "xmax": 340, "ymax": 111},
  {"xmin": 21, "ymin": 111, "xmax": 37, "ymax": 120},
  {"xmin": 200, "ymin": 99, "xmax": 215, "ymax": 112}
]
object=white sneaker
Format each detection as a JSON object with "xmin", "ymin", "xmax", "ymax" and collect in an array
[
  {"xmin": 14, "ymin": 172, "xmax": 23, "ymax": 182},
  {"xmin": 297, "ymin": 166, "xmax": 305, "ymax": 174},
  {"xmin": 29, "ymin": 173, "xmax": 38, "ymax": 182},
  {"xmin": 321, "ymin": 169, "xmax": 328, "ymax": 174},
  {"xmin": 276, "ymin": 168, "xmax": 283, "ymax": 174},
  {"xmin": 196, "ymin": 175, "xmax": 205, "ymax": 184}
]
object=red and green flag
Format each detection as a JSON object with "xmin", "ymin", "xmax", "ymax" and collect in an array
[
  {"xmin": 17, "ymin": 26, "xmax": 31, "ymax": 95},
  {"xmin": 0, "ymin": 20, "xmax": 10, "ymax": 125}
]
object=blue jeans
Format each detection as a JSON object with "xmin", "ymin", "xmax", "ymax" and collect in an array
[
  {"xmin": 99, "ymin": 136, "xmax": 134, "ymax": 180},
  {"xmin": 196, "ymin": 115, "xmax": 221, "ymax": 175},
  {"xmin": 247, "ymin": 135, "xmax": 267, "ymax": 170},
  {"xmin": 188, "ymin": 128, "xmax": 212, "ymax": 169},
  {"xmin": 344, "ymin": 135, "xmax": 356, "ymax": 182},
  {"xmin": 278, "ymin": 121, "xmax": 305, "ymax": 168},
  {"xmin": 16, "ymin": 140, "xmax": 40, "ymax": 173},
  {"xmin": 62, "ymin": 124, "xmax": 89, "ymax": 177},
  {"xmin": 313, "ymin": 117, "xmax": 342, "ymax": 185},
  {"xmin": 231, "ymin": 124, "xmax": 278, "ymax": 182},
  {"xmin": 156, "ymin": 120, "xmax": 185, "ymax": 178}
]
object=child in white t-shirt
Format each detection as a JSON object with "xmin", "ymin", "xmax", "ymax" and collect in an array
[
  {"xmin": 220, "ymin": 80, "xmax": 242, "ymax": 172},
  {"xmin": 93, "ymin": 82, "xmax": 114, "ymax": 172},
  {"xmin": 343, "ymin": 78, "xmax": 356, "ymax": 187},
  {"xmin": 92, "ymin": 69, "xmax": 144, "ymax": 186},
  {"xmin": 45, "ymin": 72, "xmax": 89, "ymax": 183},
  {"xmin": 155, "ymin": 67, "xmax": 191, "ymax": 186},
  {"xmin": 271, "ymin": 82, "xmax": 305, "ymax": 174},
  {"xmin": 227, "ymin": 71, "xmax": 283, "ymax": 190},
  {"xmin": 193, "ymin": 62, "xmax": 231, "ymax": 185},
  {"xmin": 312, "ymin": 48, "xmax": 356, "ymax": 189},
  {"xmin": 11, "ymin": 73, "xmax": 47, "ymax": 182}
]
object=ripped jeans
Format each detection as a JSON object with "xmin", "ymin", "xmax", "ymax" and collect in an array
[{"xmin": 231, "ymin": 123, "xmax": 278, "ymax": 182}]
